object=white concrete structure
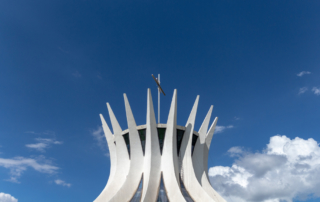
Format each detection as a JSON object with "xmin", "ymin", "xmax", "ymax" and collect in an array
[{"xmin": 94, "ymin": 89, "xmax": 227, "ymax": 202}]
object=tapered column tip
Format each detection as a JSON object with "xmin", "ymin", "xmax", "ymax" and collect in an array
[
  {"xmin": 123, "ymin": 94, "xmax": 129, "ymax": 104},
  {"xmin": 99, "ymin": 114, "xmax": 107, "ymax": 125}
]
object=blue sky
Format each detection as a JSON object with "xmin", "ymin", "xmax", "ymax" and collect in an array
[{"xmin": 1, "ymin": 0, "xmax": 320, "ymax": 201}]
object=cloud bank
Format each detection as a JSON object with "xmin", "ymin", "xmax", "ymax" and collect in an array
[
  {"xmin": 0, "ymin": 193, "xmax": 18, "ymax": 202},
  {"xmin": 0, "ymin": 156, "xmax": 59, "ymax": 183},
  {"xmin": 209, "ymin": 135, "xmax": 320, "ymax": 202},
  {"xmin": 91, "ymin": 126, "xmax": 109, "ymax": 157},
  {"xmin": 25, "ymin": 138, "xmax": 63, "ymax": 152},
  {"xmin": 297, "ymin": 71, "xmax": 311, "ymax": 77},
  {"xmin": 215, "ymin": 125, "xmax": 234, "ymax": 134},
  {"xmin": 312, "ymin": 87, "xmax": 320, "ymax": 95},
  {"xmin": 298, "ymin": 87, "xmax": 308, "ymax": 95}
]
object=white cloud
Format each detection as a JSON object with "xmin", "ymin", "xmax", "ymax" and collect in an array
[
  {"xmin": 0, "ymin": 193, "xmax": 18, "ymax": 202},
  {"xmin": 91, "ymin": 126, "xmax": 105, "ymax": 148},
  {"xmin": 312, "ymin": 87, "xmax": 320, "ymax": 95},
  {"xmin": 35, "ymin": 138, "xmax": 63, "ymax": 145},
  {"xmin": 55, "ymin": 179, "xmax": 71, "ymax": 187},
  {"xmin": 228, "ymin": 146, "xmax": 244, "ymax": 157},
  {"xmin": 298, "ymin": 87, "xmax": 308, "ymax": 95},
  {"xmin": 25, "ymin": 143, "xmax": 48, "ymax": 152},
  {"xmin": 91, "ymin": 126, "xmax": 109, "ymax": 157},
  {"xmin": 297, "ymin": 71, "xmax": 311, "ymax": 77},
  {"xmin": 0, "ymin": 156, "xmax": 59, "ymax": 183},
  {"xmin": 209, "ymin": 135, "xmax": 320, "ymax": 202},
  {"xmin": 215, "ymin": 125, "xmax": 234, "ymax": 134},
  {"xmin": 25, "ymin": 138, "xmax": 62, "ymax": 152}
]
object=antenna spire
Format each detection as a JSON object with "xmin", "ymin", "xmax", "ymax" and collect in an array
[{"xmin": 151, "ymin": 74, "xmax": 165, "ymax": 124}]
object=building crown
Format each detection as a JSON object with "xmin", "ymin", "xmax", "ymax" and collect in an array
[{"xmin": 94, "ymin": 89, "xmax": 226, "ymax": 202}]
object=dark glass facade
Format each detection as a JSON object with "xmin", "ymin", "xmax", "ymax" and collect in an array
[
  {"xmin": 177, "ymin": 129, "xmax": 185, "ymax": 155},
  {"xmin": 123, "ymin": 133, "xmax": 130, "ymax": 158},
  {"xmin": 138, "ymin": 129, "xmax": 146, "ymax": 155},
  {"xmin": 191, "ymin": 134, "xmax": 198, "ymax": 155},
  {"xmin": 130, "ymin": 176, "xmax": 143, "ymax": 202},
  {"xmin": 157, "ymin": 174, "xmax": 169, "ymax": 202},
  {"xmin": 157, "ymin": 128, "xmax": 166, "ymax": 154},
  {"xmin": 180, "ymin": 175, "xmax": 194, "ymax": 202},
  {"xmin": 130, "ymin": 173, "xmax": 196, "ymax": 202},
  {"xmin": 122, "ymin": 127, "xmax": 198, "ymax": 158}
]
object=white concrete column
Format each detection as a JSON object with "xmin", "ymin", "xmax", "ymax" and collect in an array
[
  {"xmin": 93, "ymin": 114, "xmax": 117, "ymax": 202},
  {"xmin": 109, "ymin": 94, "xmax": 144, "ymax": 202},
  {"xmin": 193, "ymin": 106, "xmax": 213, "ymax": 183},
  {"xmin": 179, "ymin": 96, "xmax": 215, "ymax": 202},
  {"xmin": 202, "ymin": 117, "xmax": 227, "ymax": 202},
  {"xmin": 141, "ymin": 89, "xmax": 162, "ymax": 202},
  {"xmin": 192, "ymin": 107, "xmax": 225, "ymax": 201},
  {"xmin": 162, "ymin": 89, "xmax": 186, "ymax": 202},
  {"xmin": 106, "ymin": 103, "xmax": 130, "ymax": 201}
]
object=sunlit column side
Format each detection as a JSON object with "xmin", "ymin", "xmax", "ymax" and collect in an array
[
  {"xmin": 110, "ymin": 94, "xmax": 144, "ymax": 202},
  {"xmin": 141, "ymin": 89, "xmax": 162, "ymax": 202},
  {"xmin": 98, "ymin": 103, "xmax": 130, "ymax": 202},
  {"xmin": 202, "ymin": 117, "xmax": 227, "ymax": 202},
  {"xmin": 162, "ymin": 89, "xmax": 186, "ymax": 202},
  {"xmin": 193, "ymin": 106, "xmax": 213, "ymax": 183},
  {"xmin": 94, "ymin": 115, "xmax": 117, "ymax": 202},
  {"xmin": 204, "ymin": 117, "xmax": 218, "ymax": 176},
  {"xmin": 179, "ymin": 96, "xmax": 215, "ymax": 201},
  {"xmin": 192, "ymin": 107, "xmax": 224, "ymax": 202}
]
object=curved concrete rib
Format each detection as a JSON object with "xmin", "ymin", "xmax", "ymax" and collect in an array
[
  {"xmin": 141, "ymin": 89, "xmax": 162, "ymax": 202},
  {"xmin": 193, "ymin": 108, "xmax": 225, "ymax": 202},
  {"xmin": 94, "ymin": 114, "xmax": 117, "ymax": 202},
  {"xmin": 162, "ymin": 89, "xmax": 186, "ymax": 202},
  {"xmin": 179, "ymin": 96, "xmax": 215, "ymax": 202},
  {"xmin": 204, "ymin": 117, "xmax": 218, "ymax": 181},
  {"xmin": 200, "ymin": 117, "xmax": 226, "ymax": 202},
  {"xmin": 193, "ymin": 106, "xmax": 213, "ymax": 182},
  {"xmin": 107, "ymin": 103, "xmax": 122, "ymax": 135},
  {"xmin": 206, "ymin": 117, "xmax": 218, "ymax": 150},
  {"xmin": 100, "ymin": 115, "xmax": 117, "ymax": 181},
  {"xmin": 97, "ymin": 103, "xmax": 130, "ymax": 202},
  {"xmin": 110, "ymin": 94, "xmax": 144, "ymax": 202}
]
